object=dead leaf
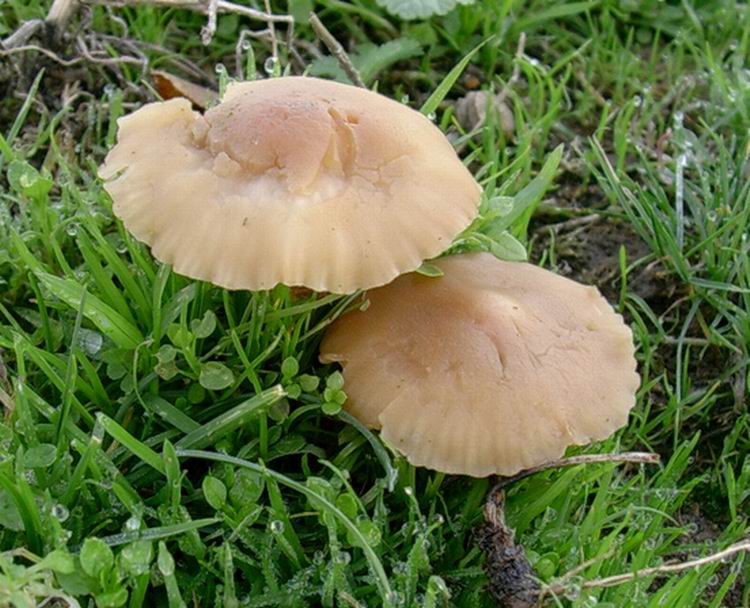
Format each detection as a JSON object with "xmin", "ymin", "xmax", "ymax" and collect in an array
[
  {"xmin": 455, "ymin": 90, "xmax": 514, "ymax": 136},
  {"xmin": 152, "ymin": 70, "xmax": 218, "ymax": 109}
]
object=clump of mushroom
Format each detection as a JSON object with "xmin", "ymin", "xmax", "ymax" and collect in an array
[
  {"xmin": 320, "ymin": 253, "xmax": 640, "ymax": 477},
  {"xmin": 99, "ymin": 76, "xmax": 481, "ymax": 293},
  {"xmin": 100, "ymin": 75, "xmax": 640, "ymax": 479}
]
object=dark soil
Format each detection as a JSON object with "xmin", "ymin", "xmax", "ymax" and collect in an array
[{"xmin": 529, "ymin": 212, "xmax": 678, "ymax": 308}]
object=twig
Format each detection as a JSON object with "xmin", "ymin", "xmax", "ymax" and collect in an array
[
  {"xmin": 45, "ymin": 0, "xmax": 79, "ymax": 41},
  {"xmin": 76, "ymin": 34, "xmax": 145, "ymax": 67},
  {"xmin": 295, "ymin": 38, "xmax": 324, "ymax": 60},
  {"xmin": 0, "ymin": 44, "xmax": 83, "ymax": 66},
  {"xmin": 544, "ymin": 539, "xmax": 750, "ymax": 598},
  {"xmin": 491, "ymin": 452, "xmax": 660, "ymax": 493},
  {"xmin": 97, "ymin": 33, "xmax": 206, "ymax": 80},
  {"xmin": 264, "ymin": 0, "xmax": 278, "ymax": 65},
  {"xmin": 496, "ymin": 32, "xmax": 526, "ymax": 105},
  {"xmin": 200, "ymin": 0, "xmax": 218, "ymax": 45},
  {"xmin": 1, "ymin": 19, "xmax": 44, "ymax": 49},
  {"xmin": 308, "ymin": 12, "xmax": 365, "ymax": 88},
  {"xmin": 80, "ymin": 0, "xmax": 293, "ymax": 24},
  {"xmin": 532, "ymin": 213, "xmax": 600, "ymax": 236}
]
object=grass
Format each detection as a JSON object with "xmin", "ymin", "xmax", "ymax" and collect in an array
[{"xmin": 0, "ymin": 0, "xmax": 749, "ymax": 606}]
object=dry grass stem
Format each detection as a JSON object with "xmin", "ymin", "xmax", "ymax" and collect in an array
[
  {"xmin": 492, "ymin": 452, "xmax": 661, "ymax": 493},
  {"xmin": 544, "ymin": 539, "xmax": 750, "ymax": 599},
  {"xmin": 308, "ymin": 12, "xmax": 365, "ymax": 88},
  {"xmin": 81, "ymin": 0, "xmax": 293, "ymax": 24},
  {"xmin": 496, "ymin": 32, "xmax": 526, "ymax": 104}
]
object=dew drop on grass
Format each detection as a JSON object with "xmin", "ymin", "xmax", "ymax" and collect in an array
[
  {"xmin": 264, "ymin": 57, "xmax": 278, "ymax": 75},
  {"xmin": 125, "ymin": 516, "xmax": 142, "ymax": 531},
  {"xmin": 313, "ymin": 550, "xmax": 325, "ymax": 565},
  {"xmin": 564, "ymin": 582, "xmax": 582, "ymax": 601},
  {"xmin": 403, "ymin": 486, "xmax": 413, "ymax": 497},
  {"xmin": 393, "ymin": 562, "xmax": 407, "ymax": 575},
  {"xmin": 52, "ymin": 504, "xmax": 69, "ymax": 522},
  {"xmin": 430, "ymin": 576, "xmax": 448, "ymax": 594},
  {"xmin": 270, "ymin": 520, "xmax": 284, "ymax": 534},
  {"xmin": 386, "ymin": 591, "xmax": 404, "ymax": 605},
  {"xmin": 426, "ymin": 112, "xmax": 437, "ymax": 121},
  {"xmin": 66, "ymin": 224, "xmax": 78, "ymax": 236},
  {"xmin": 77, "ymin": 330, "xmax": 104, "ymax": 356},
  {"xmin": 335, "ymin": 551, "xmax": 350, "ymax": 565}
]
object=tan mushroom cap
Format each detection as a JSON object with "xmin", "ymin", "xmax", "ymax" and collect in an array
[
  {"xmin": 320, "ymin": 253, "xmax": 640, "ymax": 477},
  {"xmin": 98, "ymin": 77, "xmax": 481, "ymax": 293}
]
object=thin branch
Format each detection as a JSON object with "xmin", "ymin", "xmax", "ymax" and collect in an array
[
  {"xmin": 216, "ymin": 0, "xmax": 291, "ymax": 24},
  {"xmin": 496, "ymin": 32, "xmax": 526, "ymax": 105},
  {"xmin": 200, "ymin": 0, "xmax": 218, "ymax": 45},
  {"xmin": 76, "ymin": 35, "xmax": 145, "ymax": 67},
  {"xmin": 264, "ymin": 0, "xmax": 278, "ymax": 64},
  {"xmin": 491, "ymin": 452, "xmax": 661, "ymax": 493},
  {"xmin": 80, "ymin": 0, "xmax": 293, "ymax": 24},
  {"xmin": 295, "ymin": 39, "xmax": 324, "ymax": 61},
  {"xmin": 1, "ymin": 19, "xmax": 44, "ymax": 49},
  {"xmin": 45, "ymin": 0, "xmax": 79, "ymax": 40},
  {"xmin": 0, "ymin": 44, "xmax": 83, "ymax": 66},
  {"xmin": 532, "ymin": 213, "xmax": 600, "ymax": 235},
  {"xmin": 544, "ymin": 539, "xmax": 750, "ymax": 598},
  {"xmin": 308, "ymin": 12, "xmax": 365, "ymax": 88}
]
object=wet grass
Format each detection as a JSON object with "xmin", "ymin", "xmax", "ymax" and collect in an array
[{"xmin": 0, "ymin": 1, "xmax": 749, "ymax": 606}]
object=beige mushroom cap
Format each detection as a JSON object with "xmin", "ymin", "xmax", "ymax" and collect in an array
[
  {"xmin": 320, "ymin": 253, "xmax": 640, "ymax": 477},
  {"xmin": 98, "ymin": 77, "xmax": 481, "ymax": 293}
]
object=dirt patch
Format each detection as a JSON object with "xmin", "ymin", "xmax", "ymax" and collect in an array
[{"xmin": 529, "ymin": 214, "xmax": 679, "ymax": 308}]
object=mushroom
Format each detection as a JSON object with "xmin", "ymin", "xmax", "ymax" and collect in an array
[
  {"xmin": 319, "ymin": 253, "xmax": 640, "ymax": 477},
  {"xmin": 98, "ymin": 77, "xmax": 481, "ymax": 293}
]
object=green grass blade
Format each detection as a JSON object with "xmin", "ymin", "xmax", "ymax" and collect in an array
[
  {"xmin": 175, "ymin": 385, "xmax": 286, "ymax": 450},
  {"xmin": 98, "ymin": 413, "xmax": 166, "ymax": 474},
  {"xmin": 420, "ymin": 38, "xmax": 490, "ymax": 117}
]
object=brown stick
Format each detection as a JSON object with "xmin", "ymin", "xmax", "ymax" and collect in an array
[
  {"xmin": 1, "ymin": 20, "xmax": 44, "ymax": 49},
  {"xmin": 496, "ymin": 32, "xmax": 526, "ymax": 105},
  {"xmin": 308, "ymin": 12, "xmax": 365, "ymax": 88},
  {"xmin": 80, "ymin": 0, "xmax": 293, "ymax": 24},
  {"xmin": 264, "ymin": 0, "xmax": 278, "ymax": 65},
  {"xmin": 491, "ymin": 451, "xmax": 661, "ymax": 493},
  {"xmin": 543, "ymin": 539, "xmax": 750, "ymax": 598},
  {"xmin": 0, "ymin": 44, "xmax": 83, "ymax": 66},
  {"xmin": 45, "ymin": 0, "xmax": 79, "ymax": 41},
  {"xmin": 200, "ymin": 0, "xmax": 218, "ymax": 44}
]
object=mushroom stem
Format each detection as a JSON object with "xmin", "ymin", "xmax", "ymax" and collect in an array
[
  {"xmin": 490, "ymin": 451, "xmax": 660, "ymax": 494},
  {"xmin": 478, "ymin": 452, "xmax": 660, "ymax": 606},
  {"xmin": 477, "ymin": 488, "xmax": 540, "ymax": 608},
  {"xmin": 308, "ymin": 12, "xmax": 366, "ymax": 88}
]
